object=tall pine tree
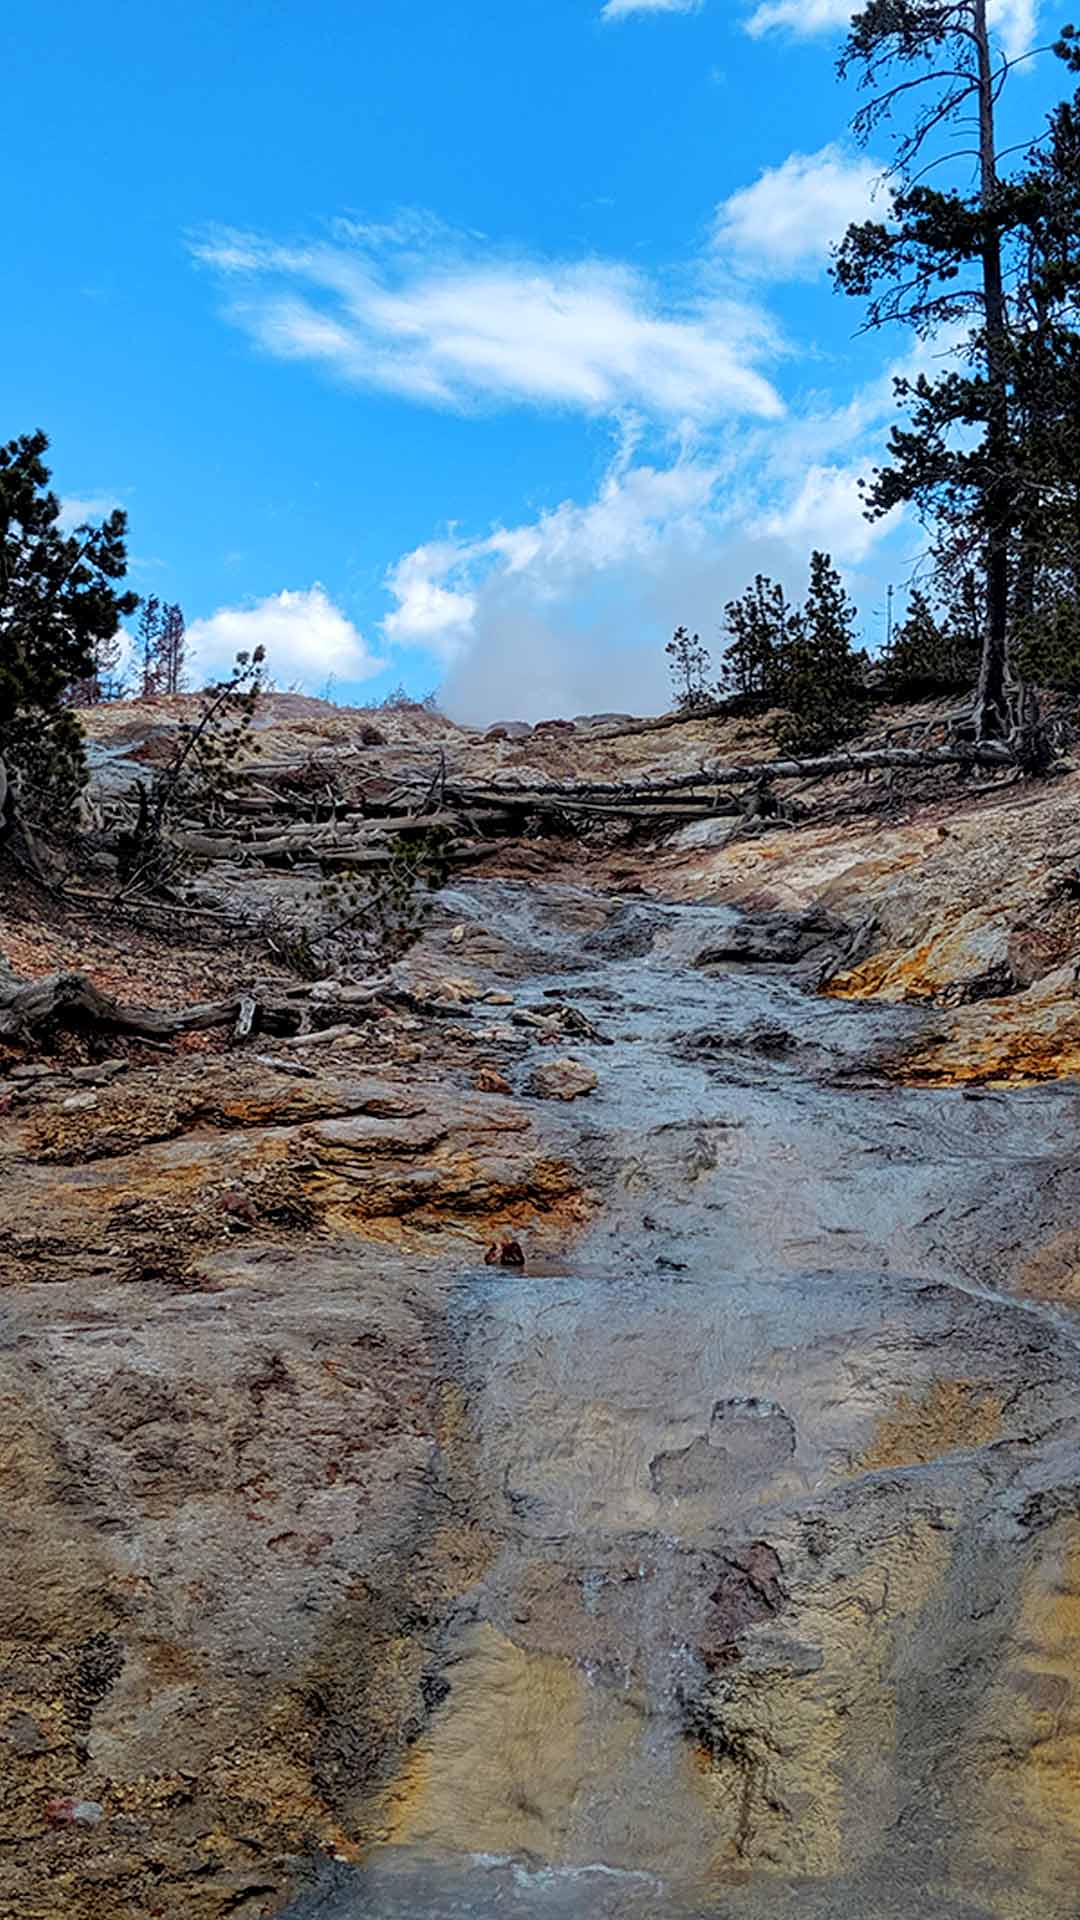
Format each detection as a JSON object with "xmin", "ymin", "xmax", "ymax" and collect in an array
[
  {"xmin": 834, "ymin": 1, "xmax": 1026, "ymax": 739},
  {"xmin": 137, "ymin": 596, "xmax": 163, "ymax": 698},
  {"xmin": 157, "ymin": 602, "xmax": 187, "ymax": 695}
]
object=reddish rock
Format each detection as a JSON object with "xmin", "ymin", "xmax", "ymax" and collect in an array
[
  {"xmin": 473, "ymin": 1069, "xmax": 513, "ymax": 1096},
  {"xmin": 484, "ymin": 1237, "xmax": 526, "ymax": 1269}
]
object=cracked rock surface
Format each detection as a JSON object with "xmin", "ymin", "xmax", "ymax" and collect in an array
[{"xmin": 6, "ymin": 815, "xmax": 1080, "ymax": 1917}]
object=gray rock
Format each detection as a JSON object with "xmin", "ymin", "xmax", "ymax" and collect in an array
[{"xmin": 669, "ymin": 817, "xmax": 739, "ymax": 852}]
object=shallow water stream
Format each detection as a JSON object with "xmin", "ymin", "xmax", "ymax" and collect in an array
[{"xmin": 285, "ymin": 880, "xmax": 1080, "ymax": 1920}]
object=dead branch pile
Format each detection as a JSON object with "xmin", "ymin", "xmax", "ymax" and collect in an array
[{"xmin": 89, "ymin": 736, "xmax": 1024, "ymax": 874}]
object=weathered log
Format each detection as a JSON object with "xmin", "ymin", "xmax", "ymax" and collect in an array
[
  {"xmin": 170, "ymin": 815, "xmax": 508, "ymax": 865},
  {"xmin": 0, "ymin": 972, "xmax": 300, "ymax": 1042},
  {"xmin": 422, "ymin": 741, "xmax": 1017, "ymax": 809},
  {"xmin": 315, "ymin": 839, "xmax": 501, "ymax": 872}
]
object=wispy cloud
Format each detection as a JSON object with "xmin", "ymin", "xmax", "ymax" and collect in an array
[
  {"xmin": 601, "ymin": 0, "xmax": 701, "ymax": 19},
  {"xmin": 744, "ymin": 0, "xmax": 852, "ymax": 35},
  {"xmin": 58, "ymin": 494, "xmax": 125, "ymax": 532},
  {"xmin": 714, "ymin": 143, "xmax": 887, "ymax": 279},
  {"xmin": 190, "ymin": 226, "xmax": 785, "ymax": 425},
  {"xmin": 745, "ymin": 0, "xmax": 1039, "ymax": 60},
  {"xmin": 186, "ymin": 585, "xmax": 383, "ymax": 688}
]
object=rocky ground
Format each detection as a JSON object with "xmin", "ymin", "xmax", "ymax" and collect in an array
[{"xmin": 4, "ymin": 695, "xmax": 1080, "ymax": 1919}]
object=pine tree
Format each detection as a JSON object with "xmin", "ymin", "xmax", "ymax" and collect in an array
[
  {"xmin": 879, "ymin": 582, "xmax": 982, "ymax": 695},
  {"xmin": 93, "ymin": 625, "xmax": 127, "ymax": 701},
  {"xmin": 0, "ymin": 430, "xmax": 137, "ymax": 835},
  {"xmin": 772, "ymin": 552, "xmax": 867, "ymax": 756},
  {"xmin": 156, "ymin": 602, "xmax": 187, "ymax": 695},
  {"xmin": 879, "ymin": 588, "xmax": 945, "ymax": 697},
  {"xmin": 137, "ymin": 596, "xmax": 163, "ymax": 698},
  {"xmin": 719, "ymin": 575, "xmax": 790, "ymax": 702},
  {"xmin": 665, "ymin": 626, "xmax": 714, "ymax": 713},
  {"xmin": 833, "ymin": 1, "xmax": 1031, "ymax": 739},
  {"xmin": 1007, "ymin": 65, "xmax": 1080, "ymax": 672}
]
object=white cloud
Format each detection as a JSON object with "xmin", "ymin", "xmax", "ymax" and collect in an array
[
  {"xmin": 745, "ymin": 0, "xmax": 1039, "ymax": 58},
  {"xmin": 58, "ymin": 494, "xmax": 124, "ymax": 531},
  {"xmin": 992, "ymin": 0, "xmax": 1038, "ymax": 60},
  {"xmin": 384, "ymin": 543, "xmax": 477, "ymax": 654},
  {"xmin": 601, "ymin": 0, "xmax": 700, "ymax": 18},
  {"xmin": 744, "ymin": 0, "xmax": 851, "ymax": 36},
  {"xmin": 714, "ymin": 144, "xmax": 887, "ymax": 278},
  {"xmin": 755, "ymin": 461, "xmax": 888, "ymax": 561},
  {"xmin": 192, "ymin": 229, "xmax": 784, "ymax": 425},
  {"xmin": 382, "ymin": 384, "xmax": 904, "ymax": 722},
  {"xmin": 186, "ymin": 585, "xmax": 383, "ymax": 689}
]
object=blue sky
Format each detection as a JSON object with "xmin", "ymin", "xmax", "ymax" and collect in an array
[{"xmin": 4, "ymin": 0, "xmax": 1061, "ymax": 718}]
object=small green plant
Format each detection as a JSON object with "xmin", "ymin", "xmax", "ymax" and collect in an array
[
  {"xmin": 666, "ymin": 627, "xmax": 715, "ymax": 713},
  {"xmin": 314, "ymin": 826, "xmax": 453, "ymax": 964},
  {"xmin": 118, "ymin": 648, "xmax": 267, "ymax": 888}
]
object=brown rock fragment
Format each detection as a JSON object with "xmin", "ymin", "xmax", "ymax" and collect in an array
[
  {"xmin": 484, "ymin": 1237, "xmax": 526, "ymax": 1269},
  {"xmin": 472, "ymin": 1069, "xmax": 513, "ymax": 1096},
  {"xmin": 525, "ymin": 1057, "xmax": 598, "ymax": 1102}
]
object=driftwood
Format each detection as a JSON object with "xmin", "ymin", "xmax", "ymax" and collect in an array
[{"xmin": 0, "ymin": 971, "xmax": 301, "ymax": 1042}]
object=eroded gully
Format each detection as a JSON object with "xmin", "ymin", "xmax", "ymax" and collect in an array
[{"xmin": 284, "ymin": 878, "xmax": 1080, "ymax": 1920}]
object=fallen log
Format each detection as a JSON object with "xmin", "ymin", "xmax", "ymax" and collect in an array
[
  {"xmin": 171, "ymin": 819, "xmax": 508, "ymax": 865},
  {"xmin": 0, "ymin": 972, "xmax": 301, "ymax": 1042},
  {"xmin": 315, "ymin": 838, "xmax": 502, "ymax": 872},
  {"xmin": 418, "ymin": 741, "xmax": 1018, "ymax": 809}
]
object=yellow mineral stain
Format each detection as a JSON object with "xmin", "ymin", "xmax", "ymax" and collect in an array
[
  {"xmin": 958, "ymin": 1524, "xmax": 1080, "ymax": 1911},
  {"xmin": 857, "ymin": 1379, "xmax": 1002, "ymax": 1471},
  {"xmin": 829, "ymin": 939, "xmax": 941, "ymax": 1004},
  {"xmin": 900, "ymin": 1021, "xmax": 1080, "ymax": 1088},
  {"xmin": 693, "ymin": 1516, "xmax": 954, "ymax": 1884},
  {"xmin": 1018, "ymin": 1229, "xmax": 1080, "ymax": 1304},
  {"xmin": 692, "ymin": 1668, "xmax": 847, "ymax": 1879},
  {"xmin": 382, "ymin": 1624, "xmax": 635, "ymax": 1857},
  {"xmin": 378, "ymin": 1622, "xmax": 713, "ymax": 1879}
]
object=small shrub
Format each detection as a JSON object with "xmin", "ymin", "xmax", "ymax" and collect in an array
[
  {"xmin": 666, "ymin": 627, "xmax": 715, "ymax": 713},
  {"xmin": 118, "ymin": 648, "xmax": 267, "ymax": 887},
  {"xmin": 373, "ymin": 683, "xmax": 441, "ymax": 714}
]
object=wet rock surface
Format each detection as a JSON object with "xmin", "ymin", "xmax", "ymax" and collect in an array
[
  {"xmin": 5, "ymin": 866, "xmax": 1080, "ymax": 1918},
  {"xmin": 288, "ymin": 885, "xmax": 1080, "ymax": 1918}
]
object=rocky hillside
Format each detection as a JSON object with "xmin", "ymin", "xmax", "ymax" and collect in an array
[{"xmin": 4, "ymin": 694, "xmax": 1080, "ymax": 1920}]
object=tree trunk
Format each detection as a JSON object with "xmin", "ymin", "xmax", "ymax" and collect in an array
[{"xmin": 974, "ymin": 0, "xmax": 1013, "ymax": 739}]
